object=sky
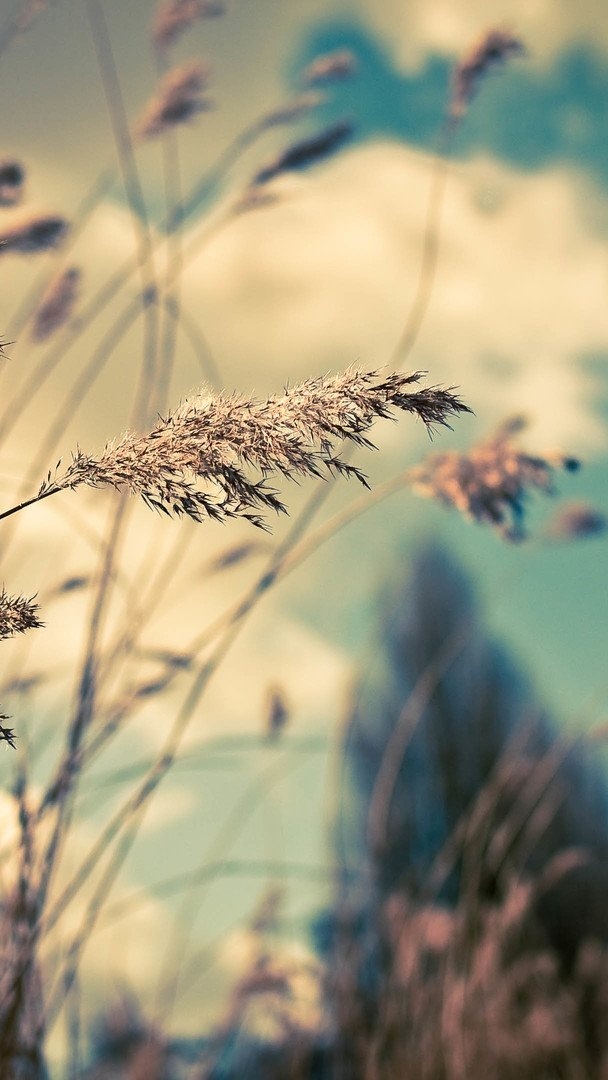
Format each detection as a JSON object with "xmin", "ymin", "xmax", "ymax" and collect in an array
[{"xmin": 0, "ymin": 0, "xmax": 608, "ymax": 1066}]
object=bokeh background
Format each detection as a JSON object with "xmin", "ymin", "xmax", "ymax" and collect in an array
[{"xmin": 1, "ymin": 0, "xmax": 607, "ymax": 1073}]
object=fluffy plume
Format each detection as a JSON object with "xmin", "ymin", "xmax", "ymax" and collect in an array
[
  {"xmin": 134, "ymin": 61, "xmax": 212, "ymax": 140},
  {"xmin": 0, "ymin": 210, "xmax": 68, "ymax": 255},
  {"xmin": 410, "ymin": 417, "xmax": 579, "ymax": 541},
  {"xmin": 543, "ymin": 501, "xmax": 607, "ymax": 543},
  {"xmin": 0, "ymin": 160, "xmax": 25, "ymax": 206},
  {"xmin": 450, "ymin": 29, "xmax": 525, "ymax": 119},
  {"xmin": 152, "ymin": 0, "xmax": 225, "ymax": 50},
  {"xmin": 253, "ymin": 120, "xmax": 354, "ymax": 186},
  {"xmin": 31, "ymin": 266, "xmax": 81, "ymax": 342},
  {"xmin": 0, "ymin": 589, "xmax": 43, "ymax": 640},
  {"xmin": 40, "ymin": 370, "xmax": 469, "ymax": 529},
  {"xmin": 0, "ymin": 716, "xmax": 16, "ymax": 748},
  {"xmin": 301, "ymin": 49, "xmax": 357, "ymax": 87}
]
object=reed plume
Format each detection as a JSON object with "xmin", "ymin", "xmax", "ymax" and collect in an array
[
  {"xmin": 31, "ymin": 266, "xmax": 81, "ymax": 342},
  {"xmin": 134, "ymin": 61, "xmax": 212, "ymax": 140},
  {"xmin": 450, "ymin": 29, "xmax": 525, "ymax": 120},
  {"xmin": 253, "ymin": 120, "xmax": 354, "ymax": 186},
  {"xmin": 0, "ymin": 589, "xmax": 42, "ymax": 640},
  {"xmin": 0, "ymin": 209, "xmax": 68, "ymax": 255},
  {"xmin": 152, "ymin": 0, "xmax": 225, "ymax": 50},
  {"xmin": 0, "ymin": 591, "xmax": 41, "ymax": 749},
  {"xmin": 36, "ymin": 370, "xmax": 469, "ymax": 529},
  {"xmin": 410, "ymin": 417, "xmax": 579, "ymax": 540},
  {"xmin": 0, "ymin": 716, "xmax": 16, "ymax": 747}
]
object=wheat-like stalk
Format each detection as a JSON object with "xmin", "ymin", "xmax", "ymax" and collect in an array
[
  {"xmin": 31, "ymin": 267, "xmax": 81, "ymax": 342},
  {"xmin": 450, "ymin": 29, "xmax": 525, "ymax": 120},
  {"xmin": 0, "ymin": 589, "xmax": 42, "ymax": 640},
  {"xmin": 0, "ymin": 209, "xmax": 68, "ymax": 255},
  {"xmin": 410, "ymin": 416, "xmax": 579, "ymax": 540},
  {"xmin": 252, "ymin": 120, "xmax": 354, "ymax": 187},
  {"xmin": 151, "ymin": 0, "xmax": 225, "ymax": 51},
  {"xmin": 134, "ymin": 61, "xmax": 213, "ymax": 141},
  {"xmin": 32, "ymin": 370, "xmax": 469, "ymax": 529}
]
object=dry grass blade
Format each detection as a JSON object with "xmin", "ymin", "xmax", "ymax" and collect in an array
[
  {"xmin": 39, "ymin": 370, "xmax": 470, "ymax": 529},
  {"xmin": 410, "ymin": 416, "xmax": 580, "ymax": 541}
]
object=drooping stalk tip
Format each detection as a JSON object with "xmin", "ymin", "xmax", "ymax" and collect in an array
[{"xmin": 38, "ymin": 369, "xmax": 470, "ymax": 529}]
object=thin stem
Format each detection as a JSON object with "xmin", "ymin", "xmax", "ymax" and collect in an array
[{"xmin": 0, "ymin": 485, "xmax": 60, "ymax": 524}]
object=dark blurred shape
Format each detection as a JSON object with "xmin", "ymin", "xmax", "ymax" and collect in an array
[
  {"xmin": 31, "ymin": 266, "xmax": 81, "ymax": 342},
  {"xmin": 543, "ymin": 500, "xmax": 607, "ymax": 542},
  {"xmin": 450, "ymin": 29, "xmax": 525, "ymax": 120},
  {"xmin": 77, "ymin": 547, "xmax": 608, "ymax": 1077},
  {"xmin": 410, "ymin": 417, "xmax": 581, "ymax": 541},
  {"xmin": 0, "ymin": 159, "xmax": 25, "ymax": 206},
  {"xmin": 82, "ymin": 997, "xmax": 169, "ymax": 1079},
  {"xmin": 264, "ymin": 684, "xmax": 289, "ymax": 743},
  {"xmin": 326, "ymin": 544, "xmax": 608, "ymax": 1077},
  {"xmin": 0, "ymin": 211, "xmax": 68, "ymax": 255},
  {"xmin": 252, "ymin": 120, "xmax": 354, "ymax": 186}
]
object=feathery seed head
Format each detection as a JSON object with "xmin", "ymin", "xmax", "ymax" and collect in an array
[
  {"xmin": 134, "ymin": 61, "xmax": 212, "ymax": 140},
  {"xmin": 410, "ymin": 416, "xmax": 578, "ymax": 541},
  {"xmin": 252, "ymin": 120, "xmax": 354, "ymax": 186},
  {"xmin": 0, "ymin": 590, "xmax": 43, "ymax": 640},
  {"xmin": 152, "ymin": 0, "xmax": 225, "ymax": 50},
  {"xmin": 0, "ymin": 210, "xmax": 68, "ymax": 255},
  {"xmin": 42, "ymin": 370, "xmax": 469, "ymax": 530},
  {"xmin": 31, "ymin": 266, "xmax": 81, "ymax": 342},
  {"xmin": 450, "ymin": 29, "xmax": 525, "ymax": 120},
  {"xmin": 0, "ymin": 715, "xmax": 16, "ymax": 749}
]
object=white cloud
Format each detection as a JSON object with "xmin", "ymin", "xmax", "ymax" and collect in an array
[
  {"xmin": 353, "ymin": 0, "xmax": 608, "ymax": 70},
  {"xmin": 182, "ymin": 142, "xmax": 608, "ymax": 450}
]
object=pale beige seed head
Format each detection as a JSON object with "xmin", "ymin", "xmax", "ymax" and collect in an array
[{"xmin": 134, "ymin": 61, "xmax": 212, "ymax": 140}]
